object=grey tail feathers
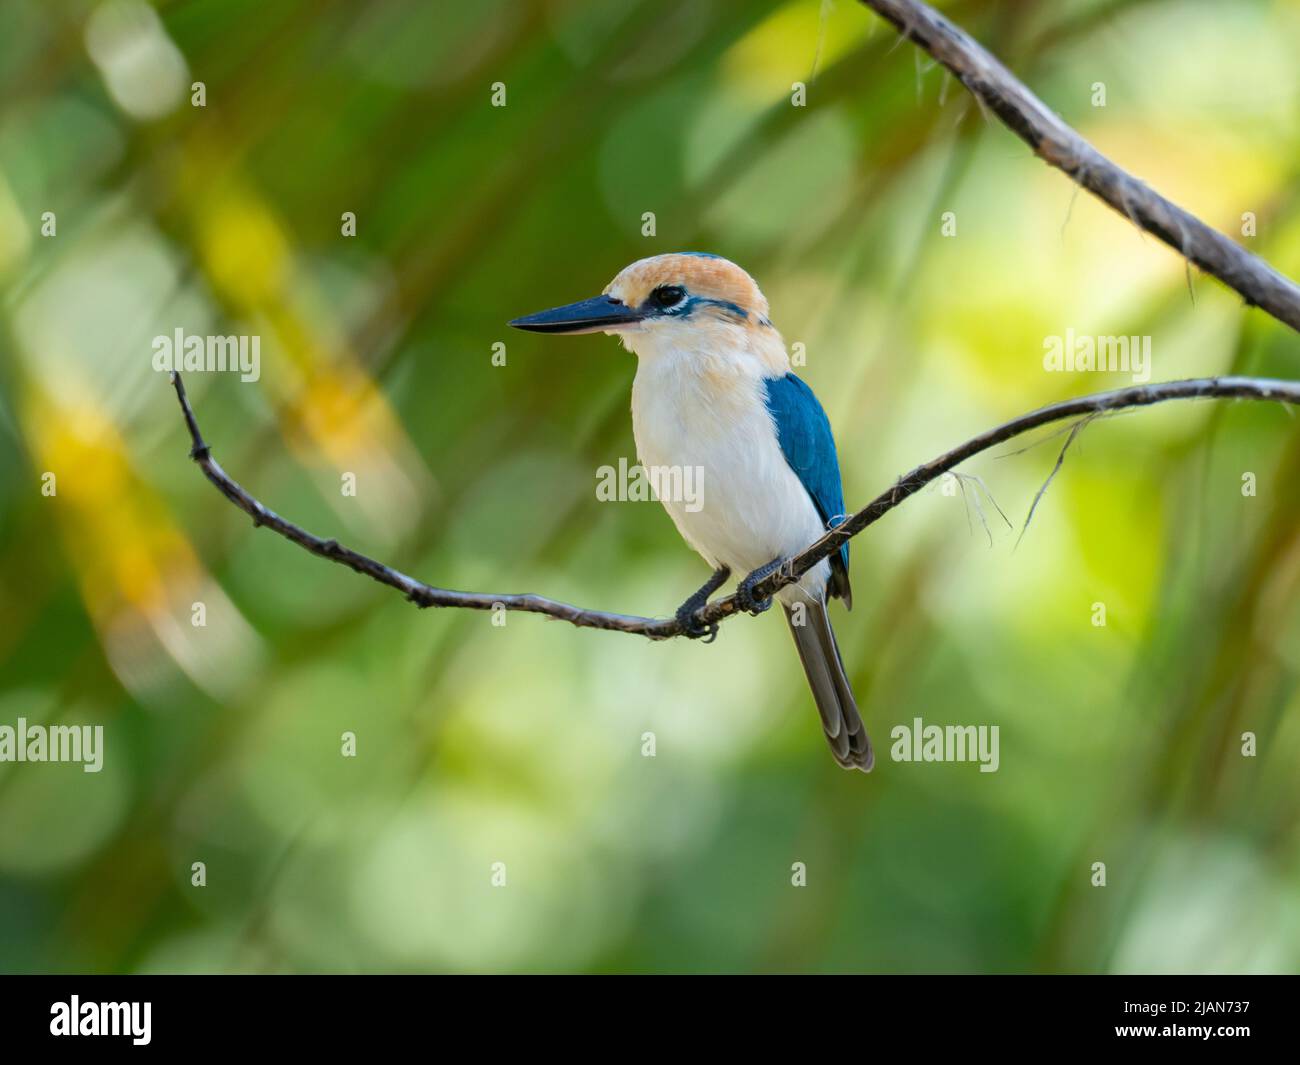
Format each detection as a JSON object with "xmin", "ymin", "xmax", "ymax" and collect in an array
[{"xmin": 783, "ymin": 600, "xmax": 873, "ymax": 772}]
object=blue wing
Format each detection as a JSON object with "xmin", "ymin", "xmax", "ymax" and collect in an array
[{"xmin": 761, "ymin": 373, "xmax": 852, "ymax": 605}]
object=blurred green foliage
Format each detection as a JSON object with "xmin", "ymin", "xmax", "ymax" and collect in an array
[{"xmin": 1, "ymin": 0, "xmax": 1299, "ymax": 973}]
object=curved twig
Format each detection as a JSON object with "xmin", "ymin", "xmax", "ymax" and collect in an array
[
  {"xmin": 856, "ymin": 0, "xmax": 1300, "ymax": 332},
  {"xmin": 170, "ymin": 372, "xmax": 1300, "ymax": 639}
]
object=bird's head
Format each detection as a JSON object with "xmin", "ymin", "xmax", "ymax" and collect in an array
[{"xmin": 510, "ymin": 252, "xmax": 786, "ymax": 372}]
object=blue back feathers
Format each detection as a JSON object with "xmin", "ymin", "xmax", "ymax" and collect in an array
[{"xmin": 761, "ymin": 373, "xmax": 852, "ymax": 604}]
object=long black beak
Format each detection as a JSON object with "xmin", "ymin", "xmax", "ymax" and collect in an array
[{"xmin": 509, "ymin": 294, "xmax": 642, "ymax": 335}]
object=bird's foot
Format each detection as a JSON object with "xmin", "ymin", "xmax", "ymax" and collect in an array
[
  {"xmin": 735, "ymin": 558, "xmax": 782, "ymax": 616},
  {"xmin": 673, "ymin": 565, "xmax": 730, "ymax": 642},
  {"xmin": 675, "ymin": 604, "xmax": 719, "ymax": 643}
]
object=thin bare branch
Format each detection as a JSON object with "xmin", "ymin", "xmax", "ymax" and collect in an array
[
  {"xmin": 170, "ymin": 372, "xmax": 1300, "ymax": 639},
  {"xmin": 1015, "ymin": 415, "xmax": 1093, "ymax": 549},
  {"xmin": 856, "ymin": 0, "xmax": 1300, "ymax": 333}
]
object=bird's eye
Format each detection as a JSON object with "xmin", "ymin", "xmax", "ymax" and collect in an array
[{"xmin": 650, "ymin": 285, "xmax": 686, "ymax": 310}]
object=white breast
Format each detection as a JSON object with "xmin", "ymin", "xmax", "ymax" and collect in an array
[{"xmin": 629, "ymin": 346, "xmax": 830, "ymax": 601}]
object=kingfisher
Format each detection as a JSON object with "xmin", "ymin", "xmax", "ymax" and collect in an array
[{"xmin": 510, "ymin": 253, "xmax": 872, "ymax": 772}]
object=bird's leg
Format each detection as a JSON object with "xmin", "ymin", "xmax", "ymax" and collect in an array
[
  {"xmin": 674, "ymin": 565, "xmax": 731, "ymax": 641},
  {"xmin": 735, "ymin": 557, "xmax": 783, "ymax": 616}
]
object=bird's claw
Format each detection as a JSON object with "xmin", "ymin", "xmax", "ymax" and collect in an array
[
  {"xmin": 735, "ymin": 558, "xmax": 782, "ymax": 616},
  {"xmin": 675, "ymin": 605, "xmax": 719, "ymax": 642},
  {"xmin": 734, "ymin": 586, "xmax": 772, "ymax": 616},
  {"xmin": 672, "ymin": 565, "xmax": 730, "ymax": 642}
]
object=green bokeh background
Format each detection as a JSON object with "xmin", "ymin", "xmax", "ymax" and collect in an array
[{"xmin": 1, "ymin": 0, "xmax": 1299, "ymax": 973}]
